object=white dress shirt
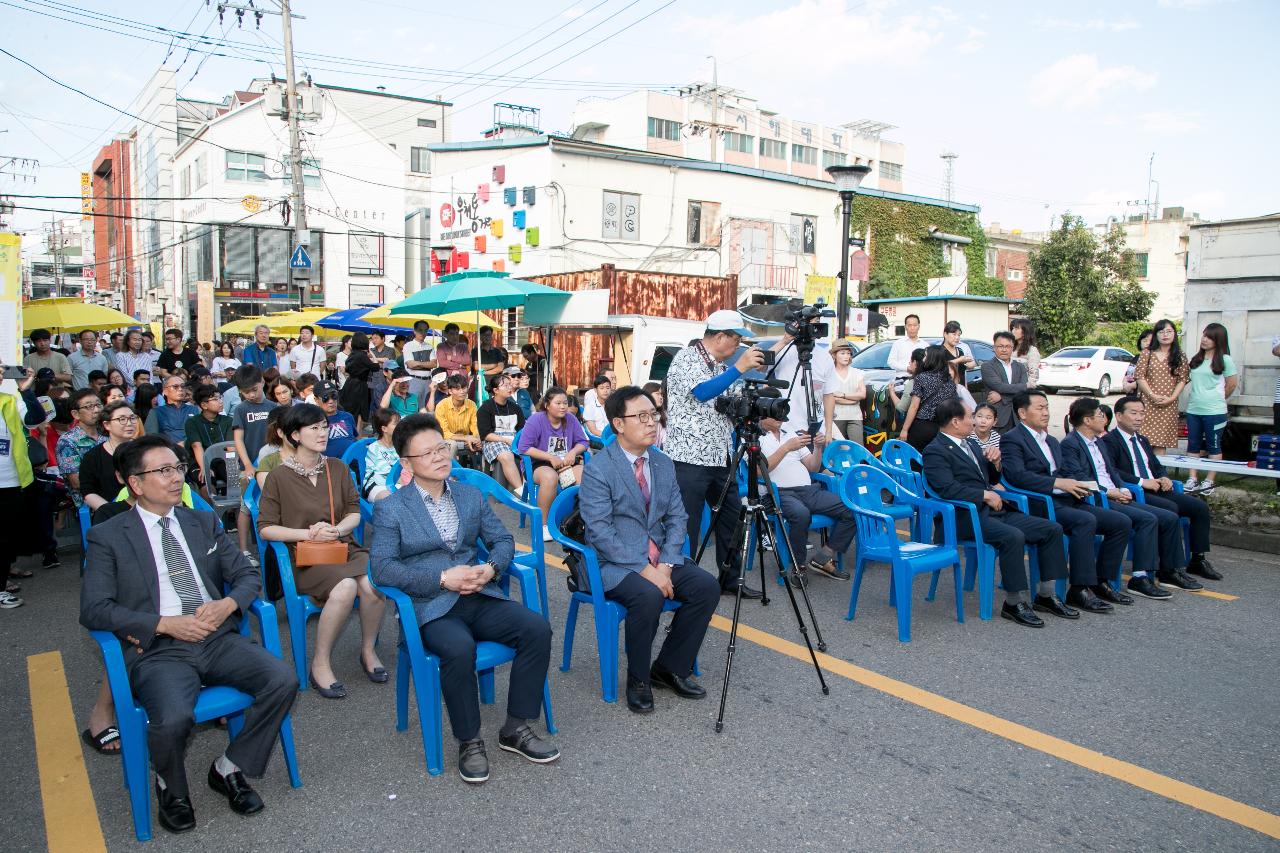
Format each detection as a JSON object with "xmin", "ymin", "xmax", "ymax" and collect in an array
[
  {"xmin": 1081, "ymin": 435, "xmax": 1117, "ymax": 491},
  {"xmin": 775, "ymin": 343, "xmax": 835, "ymax": 435},
  {"xmin": 1114, "ymin": 427, "xmax": 1150, "ymax": 479},
  {"xmin": 888, "ymin": 336, "xmax": 922, "ymax": 373},
  {"xmin": 994, "ymin": 357, "xmax": 1014, "ymax": 383},
  {"xmin": 942, "ymin": 430, "xmax": 982, "ymax": 472},
  {"xmin": 135, "ymin": 504, "xmax": 212, "ymax": 616},
  {"xmin": 759, "ymin": 427, "xmax": 813, "ymax": 489},
  {"xmin": 1022, "ymin": 423, "xmax": 1065, "ymax": 494},
  {"xmin": 619, "ymin": 445, "xmax": 652, "ymax": 496}
]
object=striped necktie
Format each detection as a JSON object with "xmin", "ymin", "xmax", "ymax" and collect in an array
[{"xmin": 158, "ymin": 516, "xmax": 204, "ymax": 615}]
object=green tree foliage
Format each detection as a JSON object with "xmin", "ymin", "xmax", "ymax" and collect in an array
[
  {"xmin": 851, "ymin": 196, "xmax": 1002, "ymax": 302},
  {"xmin": 1024, "ymin": 214, "xmax": 1155, "ymax": 349}
]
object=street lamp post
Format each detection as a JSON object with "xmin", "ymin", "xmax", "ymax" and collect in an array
[{"xmin": 826, "ymin": 164, "xmax": 872, "ymax": 339}]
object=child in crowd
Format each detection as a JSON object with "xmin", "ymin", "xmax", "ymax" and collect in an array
[{"xmin": 363, "ymin": 407, "xmax": 401, "ymax": 501}]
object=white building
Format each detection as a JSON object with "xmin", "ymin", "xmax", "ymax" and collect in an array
[
  {"xmin": 108, "ymin": 70, "xmax": 451, "ymax": 330},
  {"xmin": 570, "ymin": 87, "xmax": 906, "ymax": 193},
  {"xmin": 1110, "ymin": 207, "xmax": 1201, "ymax": 323},
  {"xmin": 170, "ymin": 85, "xmax": 414, "ymax": 332},
  {"xmin": 425, "ymin": 134, "xmax": 974, "ymax": 306},
  {"xmin": 21, "ymin": 216, "xmax": 93, "ymax": 301}
]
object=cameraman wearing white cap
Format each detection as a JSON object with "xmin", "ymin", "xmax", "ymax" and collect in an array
[{"xmin": 665, "ymin": 309, "xmax": 771, "ymax": 598}]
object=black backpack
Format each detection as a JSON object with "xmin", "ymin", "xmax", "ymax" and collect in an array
[{"xmin": 558, "ymin": 497, "xmax": 593, "ymax": 595}]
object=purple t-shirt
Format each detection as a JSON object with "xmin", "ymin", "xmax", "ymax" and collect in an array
[{"xmin": 517, "ymin": 412, "xmax": 589, "ymax": 459}]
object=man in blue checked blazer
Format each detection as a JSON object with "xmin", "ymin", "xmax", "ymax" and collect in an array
[
  {"xmin": 579, "ymin": 386, "xmax": 719, "ymax": 715},
  {"xmin": 371, "ymin": 413, "xmax": 557, "ymax": 784}
]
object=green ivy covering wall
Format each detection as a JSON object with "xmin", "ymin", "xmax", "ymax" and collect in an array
[{"xmin": 848, "ymin": 196, "xmax": 1004, "ymax": 301}]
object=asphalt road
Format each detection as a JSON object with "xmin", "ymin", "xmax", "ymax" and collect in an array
[{"xmin": 3, "ymin": 482, "xmax": 1279, "ymax": 852}]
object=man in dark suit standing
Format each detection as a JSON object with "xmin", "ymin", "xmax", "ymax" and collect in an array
[
  {"xmin": 1001, "ymin": 390, "xmax": 1134, "ymax": 616},
  {"xmin": 580, "ymin": 386, "xmax": 720, "ymax": 714},
  {"xmin": 923, "ymin": 399, "xmax": 1068, "ymax": 627},
  {"xmin": 371, "ymin": 413, "xmax": 557, "ymax": 785},
  {"xmin": 79, "ymin": 435, "xmax": 296, "ymax": 834},
  {"xmin": 980, "ymin": 331, "xmax": 1029, "ymax": 433},
  {"xmin": 1102, "ymin": 395, "xmax": 1219, "ymax": 586}
]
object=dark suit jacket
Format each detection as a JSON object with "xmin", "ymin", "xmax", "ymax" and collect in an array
[
  {"xmin": 979, "ymin": 358, "xmax": 1029, "ymax": 430},
  {"xmin": 369, "ymin": 479, "xmax": 513, "ymax": 627},
  {"xmin": 1100, "ymin": 429, "xmax": 1167, "ymax": 485},
  {"xmin": 1060, "ymin": 431, "xmax": 1130, "ymax": 492},
  {"xmin": 80, "ymin": 505, "xmax": 260, "ymax": 662},
  {"xmin": 580, "ymin": 441, "xmax": 688, "ymax": 591},
  {"xmin": 1000, "ymin": 422, "xmax": 1068, "ymax": 496},
  {"xmin": 922, "ymin": 433, "xmax": 1000, "ymax": 538}
]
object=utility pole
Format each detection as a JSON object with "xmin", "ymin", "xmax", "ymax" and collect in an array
[
  {"xmin": 215, "ymin": 1, "xmax": 309, "ymax": 301},
  {"xmin": 707, "ymin": 55, "xmax": 719, "ymax": 163}
]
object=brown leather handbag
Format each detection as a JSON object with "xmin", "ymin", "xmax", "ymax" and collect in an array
[{"xmin": 294, "ymin": 461, "xmax": 349, "ymax": 567}]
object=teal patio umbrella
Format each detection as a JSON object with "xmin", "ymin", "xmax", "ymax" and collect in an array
[{"xmin": 388, "ymin": 271, "xmax": 571, "ymax": 400}]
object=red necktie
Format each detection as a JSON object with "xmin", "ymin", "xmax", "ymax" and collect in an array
[{"xmin": 634, "ymin": 457, "xmax": 661, "ymax": 566}]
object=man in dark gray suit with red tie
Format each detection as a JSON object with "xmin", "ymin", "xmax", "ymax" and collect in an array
[
  {"xmin": 580, "ymin": 386, "xmax": 720, "ymax": 714},
  {"xmin": 80, "ymin": 435, "xmax": 296, "ymax": 834}
]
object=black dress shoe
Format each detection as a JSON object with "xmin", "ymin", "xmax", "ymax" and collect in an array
[
  {"xmin": 1157, "ymin": 569, "xmax": 1204, "ymax": 591},
  {"xmin": 498, "ymin": 724, "xmax": 561, "ymax": 763},
  {"xmin": 625, "ymin": 676, "xmax": 654, "ymax": 714},
  {"xmin": 650, "ymin": 665, "xmax": 707, "ymax": 699},
  {"xmin": 1187, "ymin": 557, "xmax": 1223, "ymax": 581},
  {"xmin": 1033, "ymin": 594, "xmax": 1080, "ymax": 620},
  {"xmin": 309, "ymin": 675, "xmax": 347, "ymax": 699},
  {"xmin": 208, "ymin": 763, "xmax": 264, "ymax": 815},
  {"xmin": 1127, "ymin": 574, "xmax": 1172, "ymax": 599},
  {"xmin": 358, "ymin": 651, "xmax": 389, "ymax": 683},
  {"xmin": 1000, "ymin": 601, "xmax": 1044, "ymax": 628},
  {"xmin": 1066, "ymin": 586, "xmax": 1113, "ymax": 614},
  {"xmin": 719, "ymin": 572, "xmax": 762, "ymax": 600},
  {"xmin": 1091, "ymin": 583, "xmax": 1134, "ymax": 605},
  {"xmin": 458, "ymin": 739, "xmax": 489, "ymax": 784},
  {"xmin": 155, "ymin": 781, "xmax": 196, "ymax": 833}
]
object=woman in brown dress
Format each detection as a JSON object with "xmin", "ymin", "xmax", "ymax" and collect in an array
[
  {"xmin": 258, "ymin": 403, "xmax": 386, "ymax": 699},
  {"xmin": 1135, "ymin": 318, "xmax": 1188, "ymax": 453}
]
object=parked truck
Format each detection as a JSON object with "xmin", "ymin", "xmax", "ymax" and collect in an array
[{"xmin": 1182, "ymin": 214, "xmax": 1280, "ymax": 459}]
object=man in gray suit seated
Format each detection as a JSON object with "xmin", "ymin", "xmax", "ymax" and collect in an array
[
  {"xmin": 580, "ymin": 386, "xmax": 720, "ymax": 714},
  {"xmin": 371, "ymin": 413, "xmax": 557, "ymax": 785},
  {"xmin": 980, "ymin": 330, "xmax": 1030, "ymax": 433},
  {"xmin": 80, "ymin": 435, "xmax": 296, "ymax": 834}
]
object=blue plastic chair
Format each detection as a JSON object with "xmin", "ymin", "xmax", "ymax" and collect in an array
[
  {"xmin": 839, "ymin": 466, "xmax": 963, "ymax": 642},
  {"xmin": 451, "ymin": 467, "xmax": 550, "ymax": 618},
  {"xmin": 823, "ymin": 439, "xmax": 889, "ymax": 475},
  {"xmin": 1128, "ymin": 483, "xmax": 1192, "ymax": 583},
  {"xmin": 739, "ymin": 463, "xmax": 844, "ymax": 584},
  {"xmin": 341, "ymin": 437, "xmax": 377, "ymax": 544},
  {"xmin": 369, "ymin": 560, "xmax": 555, "ymax": 777},
  {"xmin": 549, "ymin": 487, "xmax": 696, "ymax": 703},
  {"xmin": 91, "ymin": 598, "xmax": 301, "ymax": 841},
  {"xmin": 600, "ymin": 424, "xmax": 616, "ymax": 446}
]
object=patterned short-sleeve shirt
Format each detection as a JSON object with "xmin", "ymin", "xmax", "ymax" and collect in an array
[
  {"xmin": 663, "ymin": 343, "xmax": 737, "ymax": 467},
  {"xmin": 55, "ymin": 424, "xmax": 106, "ymax": 506}
]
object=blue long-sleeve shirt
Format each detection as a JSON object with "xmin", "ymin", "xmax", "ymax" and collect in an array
[{"xmin": 692, "ymin": 365, "xmax": 742, "ymax": 402}]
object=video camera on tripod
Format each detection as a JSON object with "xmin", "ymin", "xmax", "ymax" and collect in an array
[
  {"xmin": 713, "ymin": 376, "xmax": 791, "ymax": 426},
  {"xmin": 782, "ymin": 298, "xmax": 837, "ymax": 354}
]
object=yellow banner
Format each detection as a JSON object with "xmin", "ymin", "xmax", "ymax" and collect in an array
[
  {"xmin": 0, "ymin": 233, "xmax": 21, "ymax": 364},
  {"xmin": 804, "ymin": 274, "xmax": 837, "ymax": 308},
  {"xmin": 80, "ymin": 172, "xmax": 92, "ymax": 221}
]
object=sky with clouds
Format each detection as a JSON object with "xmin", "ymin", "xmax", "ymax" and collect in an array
[{"xmin": 1, "ymin": 0, "xmax": 1276, "ymax": 234}]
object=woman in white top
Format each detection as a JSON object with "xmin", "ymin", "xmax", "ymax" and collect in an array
[
  {"xmin": 210, "ymin": 340, "xmax": 241, "ymax": 378},
  {"xmin": 1011, "ymin": 319, "xmax": 1041, "ymax": 387},
  {"xmin": 826, "ymin": 340, "xmax": 867, "ymax": 445},
  {"xmin": 334, "ymin": 335, "xmax": 352, "ymax": 389},
  {"xmin": 286, "ymin": 325, "xmax": 322, "ymax": 379}
]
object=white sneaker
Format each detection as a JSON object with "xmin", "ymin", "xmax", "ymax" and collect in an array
[
  {"xmin": 542, "ymin": 525, "xmax": 553, "ymax": 543},
  {"xmin": 242, "ymin": 549, "xmax": 261, "ymax": 567},
  {"xmin": 1197, "ymin": 481, "xmax": 1215, "ymax": 496},
  {"xmin": 1184, "ymin": 477, "xmax": 1200, "ymax": 493},
  {"xmin": 510, "ymin": 487, "xmax": 524, "ymax": 502},
  {"xmin": 0, "ymin": 591, "xmax": 24, "ymax": 609}
]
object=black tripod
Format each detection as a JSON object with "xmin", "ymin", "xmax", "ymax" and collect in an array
[{"xmin": 695, "ymin": 421, "xmax": 830, "ymax": 732}]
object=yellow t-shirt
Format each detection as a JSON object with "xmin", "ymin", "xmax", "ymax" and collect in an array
[{"xmin": 435, "ymin": 399, "xmax": 478, "ymax": 440}]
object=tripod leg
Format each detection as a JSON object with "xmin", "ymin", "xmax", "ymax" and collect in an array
[
  {"xmin": 716, "ymin": 510, "xmax": 759, "ymax": 733},
  {"xmin": 752, "ymin": 517, "xmax": 770, "ymax": 606},
  {"xmin": 760, "ymin": 508, "xmax": 830, "ymax": 693}
]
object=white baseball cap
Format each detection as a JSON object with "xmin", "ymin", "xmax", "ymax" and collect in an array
[{"xmin": 705, "ymin": 309, "xmax": 753, "ymax": 338}]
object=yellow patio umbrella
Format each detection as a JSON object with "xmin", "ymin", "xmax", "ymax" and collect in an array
[
  {"xmin": 22, "ymin": 297, "xmax": 139, "ymax": 333},
  {"xmin": 361, "ymin": 304, "xmax": 481, "ymax": 332},
  {"xmin": 217, "ymin": 307, "xmax": 341, "ymax": 337},
  {"xmin": 217, "ymin": 312, "xmax": 294, "ymax": 335}
]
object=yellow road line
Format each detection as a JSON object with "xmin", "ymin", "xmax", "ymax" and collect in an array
[
  {"xmin": 528, "ymin": 544, "xmax": 1277, "ymax": 839},
  {"xmin": 27, "ymin": 651, "xmax": 107, "ymax": 853},
  {"xmin": 1119, "ymin": 573, "xmax": 1239, "ymax": 601}
]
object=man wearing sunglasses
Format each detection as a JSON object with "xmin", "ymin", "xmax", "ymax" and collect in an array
[
  {"xmin": 316, "ymin": 380, "xmax": 355, "ymax": 459},
  {"xmin": 80, "ymin": 434, "xmax": 296, "ymax": 833}
]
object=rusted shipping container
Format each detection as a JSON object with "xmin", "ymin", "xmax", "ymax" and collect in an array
[{"xmin": 528, "ymin": 265, "xmax": 736, "ymax": 396}]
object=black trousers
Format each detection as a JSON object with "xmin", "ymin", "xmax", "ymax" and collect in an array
[
  {"xmin": 1050, "ymin": 499, "xmax": 1131, "ymax": 586},
  {"xmin": 905, "ymin": 419, "xmax": 940, "ymax": 452},
  {"xmin": 130, "ymin": 630, "xmax": 297, "ymax": 799},
  {"xmin": 776, "ymin": 483, "xmax": 857, "ymax": 567},
  {"xmin": 0, "ymin": 486, "xmax": 20, "ymax": 590},
  {"xmin": 604, "ymin": 560, "xmax": 719, "ymax": 683},
  {"xmin": 972, "ymin": 510, "xmax": 1066, "ymax": 593},
  {"xmin": 673, "ymin": 461, "xmax": 741, "ymax": 578},
  {"xmin": 1106, "ymin": 499, "xmax": 1185, "ymax": 572},
  {"xmin": 419, "ymin": 594, "xmax": 551, "ymax": 742},
  {"xmin": 1145, "ymin": 489, "xmax": 1210, "ymax": 556}
]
